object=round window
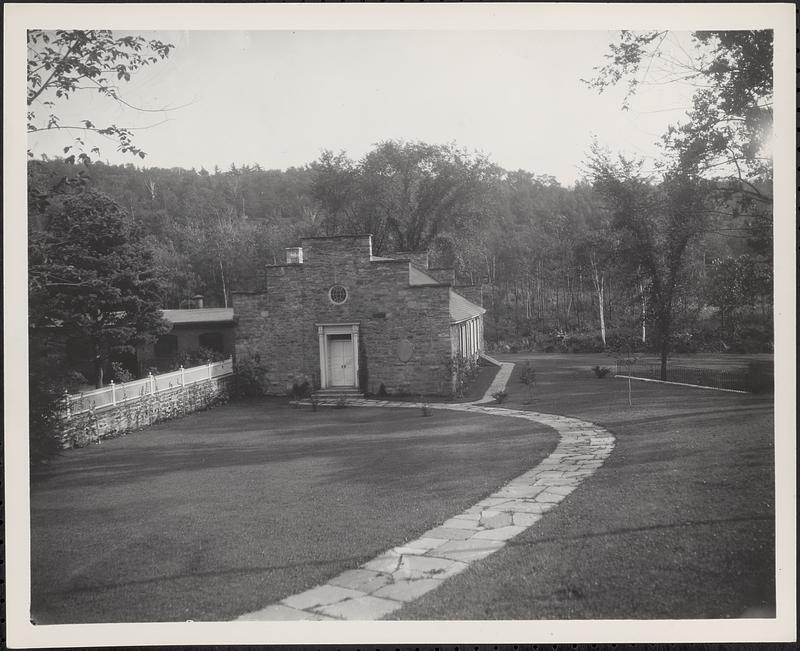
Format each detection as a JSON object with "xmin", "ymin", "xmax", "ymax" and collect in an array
[{"xmin": 329, "ymin": 285, "xmax": 348, "ymax": 304}]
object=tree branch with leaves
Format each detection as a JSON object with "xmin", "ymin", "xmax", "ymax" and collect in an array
[
  {"xmin": 27, "ymin": 30, "xmax": 174, "ymax": 162},
  {"xmin": 586, "ymin": 30, "xmax": 773, "ymax": 201}
]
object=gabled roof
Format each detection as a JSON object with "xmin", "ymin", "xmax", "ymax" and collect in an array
[
  {"xmin": 449, "ymin": 289, "xmax": 485, "ymax": 324},
  {"xmin": 162, "ymin": 308, "xmax": 235, "ymax": 325},
  {"xmin": 406, "ymin": 263, "xmax": 483, "ymax": 322},
  {"xmin": 409, "ymin": 264, "xmax": 442, "ymax": 286}
]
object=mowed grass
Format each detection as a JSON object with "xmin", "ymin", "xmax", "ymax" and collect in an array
[
  {"xmin": 626, "ymin": 352, "xmax": 773, "ymax": 371},
  {"xmin": 30, "ymin": 399, "xmax": 557, "ymax": 623},
  {"xmin": 392, "ymin": 353, "xmax": 775, "ymax": 620}
]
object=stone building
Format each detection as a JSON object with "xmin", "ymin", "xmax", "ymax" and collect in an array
[{"xmin": 232, "ymin": 234, "xmax": 485, "ymax": 396}]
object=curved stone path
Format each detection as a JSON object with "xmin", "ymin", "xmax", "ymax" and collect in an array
[{"xmin": 237, "ymin": 362, "xmax": 615, "ymax": 621}]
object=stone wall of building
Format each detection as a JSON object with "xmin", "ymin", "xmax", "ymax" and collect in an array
[
  {"xmin": 393, "ymin": 251, "xmax": 429, "ymax": 269},
  {"xmin": 233, "ymin": 235, "xmax": 455, "ymax": 396}
]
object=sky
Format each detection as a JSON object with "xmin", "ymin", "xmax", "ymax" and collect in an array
[{"xmin": 29, "ymin": 29, "xmax": 701, "ymax": 186}]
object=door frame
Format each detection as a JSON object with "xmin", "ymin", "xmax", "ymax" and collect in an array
[{"xmin": 316, "ymin": 322, "xmax": 360, "ymax": 389}]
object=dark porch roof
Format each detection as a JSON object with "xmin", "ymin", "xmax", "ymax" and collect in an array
[{"xmin": 162, "ymin": 308, "xmax": 235, "ymax": 326}]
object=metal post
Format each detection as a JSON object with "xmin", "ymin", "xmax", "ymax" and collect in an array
[
  {"xmin": 180, "ymin": 365, "xmax": 185, "ymax": 387},
  {"xmin": 149, "ymin": 372, "xmax": 154, "ymax": 395},
  {"xmin": 111, "ymin": 380, "xmax": 116, "ymax": 406}
]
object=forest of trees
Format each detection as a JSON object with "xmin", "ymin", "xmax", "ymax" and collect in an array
[
  {"xmin": 27, "ymin": 141, "xmax": 773, "ymax": 357},
  {"xmin": 27, "ymin": 28, "xmax": 775, "ymax": 381}
]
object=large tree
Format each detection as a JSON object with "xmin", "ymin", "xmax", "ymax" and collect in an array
[
  {"xmin": 585, "ymin": 30, "xmax": 773, "ymax": 370},
  {"xmin": 310, "ymin": 141, "xmax": 499, "ymax": 254},
  {"xmin": 29, "ymin": 190, "xmax": 169, "ymax": 387}
]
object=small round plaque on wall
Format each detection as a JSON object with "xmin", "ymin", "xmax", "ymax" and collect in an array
[{"xmin": 397, "ymin": 339, "xmax": 414, "ymax": 362}]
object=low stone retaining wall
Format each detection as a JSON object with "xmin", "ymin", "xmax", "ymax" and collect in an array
[{"xmin": 61, "ymin": 376, "xmax": 232, "ymax": 449}]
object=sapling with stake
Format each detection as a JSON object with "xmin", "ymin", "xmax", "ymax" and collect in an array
[{"xmin": 519, "ymin": 362, "xmax": 536, "ymax": 404}]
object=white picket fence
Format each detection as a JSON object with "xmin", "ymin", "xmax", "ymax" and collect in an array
[{"xmin": 64, "ymin": 358, "xmax": 234, "ymax": 415}]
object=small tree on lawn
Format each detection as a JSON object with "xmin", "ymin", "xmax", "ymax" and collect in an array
[
  {"xmin": 519, "ymin": 362, "xmax": 536, "ymax": 403},
  {"xmin": 29, "ymin": 190, "xmax": 169, "ymax": 387}
]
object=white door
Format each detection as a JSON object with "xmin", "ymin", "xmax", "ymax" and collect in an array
[{"xmin": 328, "ymin": 337, "xmax": 354, "ymax": 386}]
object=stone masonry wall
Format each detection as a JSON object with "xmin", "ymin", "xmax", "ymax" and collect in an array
[
  {"xmin": 233, "ymin": 235, "xmax": 455, "ymax": 396},
  {"xmin": 61, "ymin": 375, "xmax": 231, "ymax": 449}
]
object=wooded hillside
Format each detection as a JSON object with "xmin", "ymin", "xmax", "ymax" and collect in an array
[{"xmin": 28, "ymin": 141, "xmax": 772, "ymax": 356}]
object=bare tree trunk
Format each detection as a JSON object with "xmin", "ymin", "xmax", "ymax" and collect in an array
[
  {"xmin": 94, "ymin": 345, "xmax": 104, "ymax": 389},
  {"xmin": 145, "ymin": 176, "xmax": 156, "ymax": 201},
  {"xmin": 219, "ymin": 257, "xmax": 228, "ymax": 308},
  {"xmin": 525, "ymin": 275, "xmax": 532, "ymax": 319},
  {"xmin": 566, "ymin": 273, "xmax": 574, "ymax": 324},
  {"xmin": 590, "ymin": 252, "xmax": 606, "ymax": 346},
  {"xmin": 639, "ymin": 277, "xmax": 647, "ymax": 343},
  {"xmin": 555, "ymin": 285, "xmax": 560, "ymax": 329},
  {"xmin": 598, "ymin": 282, "xmax": 606, "ymax": 346},
  {"xmin": 657, "ymin": 284, "xmax": 676, "ymax": 381},
  {"xmin": 537, "ymin": 261, "xmax": 542, "ymax": 321}
]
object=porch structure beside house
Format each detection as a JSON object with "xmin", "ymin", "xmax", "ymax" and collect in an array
[{"xmin": 139, "ymin": 305, "xmax": 236, "ymax": 372}]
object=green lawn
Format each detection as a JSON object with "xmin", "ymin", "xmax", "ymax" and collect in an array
[
  {"xmin": 31, "ymin": 353, "xmax": 776, "ymax": 622},
  {"xmin": 391, "ymin": 353, "xmax": 776, "ymax": 619},
  {"xmin": 631, "ymin": 352, "xmax": 773, "ymax": 370},
  {"xmin": 30, "ymin": 399, "xmax": 557, "ymax": 623}
]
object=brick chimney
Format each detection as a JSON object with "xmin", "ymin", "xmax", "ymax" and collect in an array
[{"xmin": 285, "ymin": 247, "xmax": 304, "ymax": 264}]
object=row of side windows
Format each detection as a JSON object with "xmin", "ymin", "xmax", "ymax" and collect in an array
[{"xmin": 457, "ymin": 317, "xmax": 482, "ymax": 357}]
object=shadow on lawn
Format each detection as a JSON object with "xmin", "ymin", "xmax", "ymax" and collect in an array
[
  {"xmin": 44, "ymin": 551, "xmax": 371, "ymax": 596},
  {"xmin": 504, "ymin": 513, "xmax": 775, "ymax": 546},
  {"xmin": 32, "ymin": 407, "xmax": 546, "ymax": 491},
  {"xmin": 597, "ymin": 402, "xmax": 774, "ymax": 430}
]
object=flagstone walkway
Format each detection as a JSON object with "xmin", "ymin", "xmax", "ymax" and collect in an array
[{"xmin": 237, "ymin": 361, "xmax": 615, "ymax": 621}]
